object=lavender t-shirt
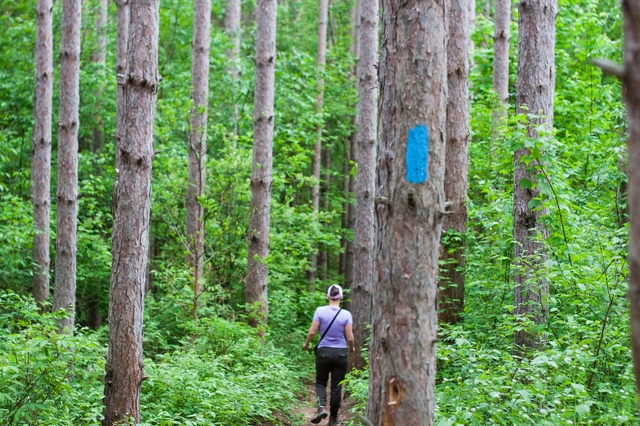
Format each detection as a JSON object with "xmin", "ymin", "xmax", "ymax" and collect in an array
[{"xmin": 313, "ymin": 306, "xmax": 353, "ymax": 349}]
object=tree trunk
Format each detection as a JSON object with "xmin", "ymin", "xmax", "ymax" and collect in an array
[
  {"xmin": 492, "ymin": 0, "xmax": 510, "ymax": 135},
  {"xmin": 32, "ymin": 0, "xmax": 54, "ymax": 308},
  {"xmin": 186, "ymin": 0, "xmax": 211, "ymax": 327},
  {"xmin": 114, "ymin": 0, "xmax": 130, "ymax": 168},
  {"xmin": 102, "ymin": 0, "xmax": 159, "ymax": 423},
  {"xmin": 367, "ymin": 0, "xmax": 447, "ymax": 423},
  {"xmin": 91, "ymin": 0, "xmax": 108, "ymax": 153},
  {"xmin": 340, "ymin": 0, "xmax": 360, "ymax": 305},
  {"xmin": 620, "ymin": 0, "xmax": 640, "ymax": 410},
  {"xmin": 245, "ymin": 0, "xmax": 276, "ymax": 332},
  {"xmin": 439, "ymin": 0, "xmax": 470, "ymax": 325},
  {"xmin": 225, "ymin": 0, "xmax": 241, "ymax": 139},
  {"xmin": 319, "ymin": 147, "xmax": 331, "ymax": 281},
  {"xmin": 308, "ymin": 0, "xmax": 329, "ymax": 288},
  {"xmin": 513, "ymin": 0, "xmax": 556, "ymax": 348},
  {"xmin": 350, "ymin": 0, "xmax": 377, "ymax": 371},
  {"xmin": 53, "ymin": 0, "xmax": 81, "ymax": 333}
]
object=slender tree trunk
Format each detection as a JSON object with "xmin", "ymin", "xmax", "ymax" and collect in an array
[
  {"xmin": 103, "ymin": 0, "xmax": 159, "ymax": 423},
  {"xmin": 319, "ymin": 147, "xmax": 331, "ymax": 281},
  {"xmin": 32, "ymin": 0, "xmax": 54, "ymax": 308},
  {"xmin": 492, "ymin": 0, "xmax": 510, "ymax": 135},
  {"xmin": 340, "ymin": 0, "xmax": 360, "ymax": 303},
  {"xmin": 620, "ymin": 0, "xmax": 640, "ymax": 410},
  {"xmin": 225, "ymin": 0, "xmax": 241, "ymax": 139},
  {"xmin": 367, "ymin": 0, "xmax": 447, "ymax": 423},
  {"xmin": 350, "ymin": 0, "xmax": 377, "ymax": 370},
  {"xmin": 513, "ymin": 0, "xmax": 556, "ymax": 348},
  {"xmin": 439, "ymin": 0, "xmax": 470, "ymax": 325},
  {"xmin": 53, "ymin": 0, "xmax": 81, "ymax": 333},
  {"xmin": 308, "ymin": 0, "xmax": 329, "ymax": 288},
  {"xmin": 186, "ymin": 0, "xmax": 211, "ymax": 327},
  {"xmin": 114, "ymin": 0, "xmax": 130, "ymax": 168},
  {"xmin": 339, "ymin": 140, "xmax": 351, "ymax": 278},
  {"xmin": 245, "ymin": 0, "xmax": 276, "ymax": 331},
  {"xmin": 91, "ymin": 0, "xmax": 108, "ymax": 152}
]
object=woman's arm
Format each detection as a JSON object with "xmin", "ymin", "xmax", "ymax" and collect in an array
[
  {"xmin": 302, "ymin": 320, "xmax": 320, "ymax": 350},
  {"xmin": 345, "ymin": 323, "xmax": 355, "ymax": 353}
]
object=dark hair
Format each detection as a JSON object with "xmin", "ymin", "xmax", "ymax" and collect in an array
[{"xmin": 330, "ymin": 285, "xmax": 340, "ymax": 297}]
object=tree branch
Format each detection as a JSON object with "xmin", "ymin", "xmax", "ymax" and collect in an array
[{"xmin": 590, "ymin": 58, "xmax": 626, "ymax": 80}]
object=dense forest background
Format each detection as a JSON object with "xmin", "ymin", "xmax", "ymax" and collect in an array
[{"xmin": 0, "ymin": 0, "xmax": 637, "ymax": 424}]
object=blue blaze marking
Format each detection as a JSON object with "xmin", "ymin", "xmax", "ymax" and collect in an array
[{"xmin": 406, "ymin": 125, "xmax": 429, "ymax": 183}]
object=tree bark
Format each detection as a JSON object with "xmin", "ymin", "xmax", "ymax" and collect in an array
[
  {"xmin": 186, "ymin": 0, "xmax": 211, "ymax": 326},
  {"xmin": 103, "ymin": 0, "xmax": 159, "ymax": 423},
  {"xmin": 308, "ymin": 0, "xmax": 329, "ymax": 288},
  {"xmin": 439, "ymin": 0, "xmax": 470, "ymax": 325},
  {"xmin": 621, "ymin": 0, "xmax": 640, "ymax": 411},
  {"xmin": 319, "ymin": 147, "xmax": 331, "ymax": 281},
  {"xmin": 91, "ymin": 0, "xmax": 108, "ymax": 152},
  {"xmin": 350, "ymin": 0, "xmax": 377, "ymax": 370},
  {"xmin": 367, "ymin": 0, "xmax": 447, "ymax": 423},
  {"xmin": 245, "ymin": 0, "xmax": 276, "ymax": 331},
  {"xmin": 492, "ymin": 0, "xmax": 510, "ymax": 135},
  {"xmin": 114, "ymin": 0, "xmax": 130, "ymax": 169},
  {"xmin": 493, "ymin": 0, "xmax": 510, "ymax": 105},
  {"xmin": 53, "ymin": 0, "xmax": 81, "ymax": 333},
  {"xmin": 32, "ymin": 0, "xmax": 54, "ymax": 308},
  {"xmin": 513, "ymin": 0, "xmax": 556, "ymax": 348},
  {"xmin": 340, "ymin": 0, "xmax": 360, "ymax": 306},
  {"xmin": 225, "ymin": 0, "xmax": 241, "ymax": 139}
]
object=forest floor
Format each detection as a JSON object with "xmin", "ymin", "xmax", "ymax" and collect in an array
[{"xmin": 286, "ymin": 379, "xmax": 357, "ymax": 426}]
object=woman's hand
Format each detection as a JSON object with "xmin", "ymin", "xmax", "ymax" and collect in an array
[{"xmin": 303, "ymin": 342, "xmax": 310, "ymax": 351}]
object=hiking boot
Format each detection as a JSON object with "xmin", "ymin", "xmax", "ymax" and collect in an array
[
  {"xmin": 328, "ymin": 416, "xmax": 341, "ymax": 426},
  {"xmin": 310, "ymin": 406, "xmax": 328, "ymax": 424}
]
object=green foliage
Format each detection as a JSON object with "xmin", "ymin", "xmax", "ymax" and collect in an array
[{"xmin": 0, "ymin": 291, "xmax": 105, "ymax": 425}]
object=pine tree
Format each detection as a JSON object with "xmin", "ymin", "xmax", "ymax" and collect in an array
[
  {"xmin": 618, "ymin": 0, "xmax": 640, "ymax": 408},
  {"xmin": 53, "ymin": 0, "xmax": 81, "ymax": 333},
  {"xmin": 103, "ymin": 0, "xmax": 159, "ymax": 422},
  {"xmin": 308, "ymin": 0, "xmax": 329, "ymax": 287},
  {"xmin": 513, "ymin": 0, "xmax": 556, "ymax": 347},
  {"xmin": 350, "ymin": 0, "xmax": 377, "ymax": 370},
  {"xmin": 245, "ymin": 0, "xmax": 277, "ymax": 331},
  {"xmin": 32, "ymin": 0, "xmax": 54, "ymax": 308},
  {"xmin": 91, "ymin": 0, "xmax": 108, "ymax": 152},
  {"xmin": 186, "ymin": 0, "xmax": 211, "ymax": 325},
  {"xmin": 439, "ymin": 0, "xmax": 471, "ymax": 325},
  {"xmin": 367, "ymin": 0, "xmax": 447, "ymax": 422},
  {"xmin": 225, "ymin": 0, "xmax": 241, "ymax": 138}
]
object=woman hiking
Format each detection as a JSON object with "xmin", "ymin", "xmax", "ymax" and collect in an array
[{"xmin": 302, "ymin": 284, "xmax": 355, "ymax": 425}]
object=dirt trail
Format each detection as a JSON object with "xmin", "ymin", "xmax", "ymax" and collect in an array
[{"xmin": 291, "ymin": 380, "xmax": 356, "ymax": 426}]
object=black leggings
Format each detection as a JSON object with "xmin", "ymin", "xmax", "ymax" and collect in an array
[{"xmin": 315, "ymin": 347, "xmax": 349, "ymax": 418}]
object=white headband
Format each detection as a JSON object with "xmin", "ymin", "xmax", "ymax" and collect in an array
[{"xmin": 327, "ymin": 284, "xmax": 343, "ymax": 300}]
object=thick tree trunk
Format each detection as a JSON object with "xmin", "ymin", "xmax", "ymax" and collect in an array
[
  {"xmin": 492, "ymin": 0, "xmax": 510, "ymax": 135},
  {"xmin": 439, "ymin": 0, "xmax": 470, "ymax": 325},
  {"xmin": 513, "ymin": 0, "xmax": 556, "ymax": 348},
  {"xmin": 53, "ymin": 0, "xmax": 81, "ymax": 333},
  {"xmin": 308, "ymin": 0, "xmax": 329, "ymax": 288},
  {"xmin": 621, "ymin": 0, "xmax": 640, "ymax": 410},
  {"xmin": 245, "ymin": 0, "xmax": 276, "ymax": 331},
  {"xmin": 91, "ymin": 0, "xmax": 108, "ymax": 152},
  {"xmin": 102, "ymin": 0, "xmax": 159, "ymax": 423},
  {"xmin": 32, "ymin": 0, "xmax": 54, "ymax": 308},
  {"xmin": 186, "ymin": 0, "xmax": 211, "ymax": 326},
  {"xmin": 367, "ymin": 0, "xmax": 447, "ymax": 423},
  {"xmin": 225, "ymin": 0, "xmax": 241, "ymax": 138},
  {"xmin": 350, "ymin": 0, "xmax": 377, "ymax": 370}
]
